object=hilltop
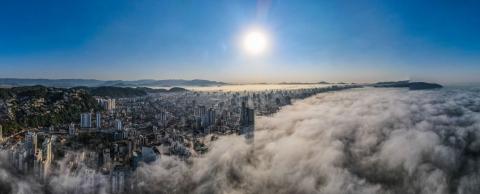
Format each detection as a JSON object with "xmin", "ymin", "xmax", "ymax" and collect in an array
[{"xmin": 372, "ymin": 81, "xmax": 443, "ymax": 90}]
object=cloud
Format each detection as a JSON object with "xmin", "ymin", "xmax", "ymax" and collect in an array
[
  {"xmin": 3, "ymin": 87, "xmax": 480, "ymax": 194},
  {"xmin": 0, "ymin": 153, "xmax": 43, "ymax": 194},
  {"xmin": 134, "ymin": 88, "xmax": 480, "ymax": 194}
]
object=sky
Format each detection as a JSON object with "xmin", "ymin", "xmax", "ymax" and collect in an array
[{"xmin": 0, "ymin": 0, "xmax": 479, "ymax": 84}]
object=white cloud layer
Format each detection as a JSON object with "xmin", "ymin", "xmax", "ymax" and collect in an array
[{"xmin": 3, "ymin": 87, "xmax": 480, "ymax": 194}]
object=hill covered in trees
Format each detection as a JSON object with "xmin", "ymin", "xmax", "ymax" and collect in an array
[
  {"xmin": 0, "ymin": 86, "xmax": 189, "ymax": 134},
  {"xmin": 373, "ymin": 81, "xmax": 443, "ymax": 90},
  {"xmin": 74, "ymin": 86, "xmax": 188, "ymax": 98},
  {"xmin": 0, "ymin": 86, "xmax": 100, "ymax": 134}
]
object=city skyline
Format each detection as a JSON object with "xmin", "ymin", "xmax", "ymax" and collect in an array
[
  {"xmin": 1, "ymin": 1, "xmax": 479, "ymax": 84},
  {"xmin": 2, "ymin": 1, "xmax": 480, "ymax": 193}
]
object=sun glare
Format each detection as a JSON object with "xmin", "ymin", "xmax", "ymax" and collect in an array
[{"xmin": 242, "ymin": 29, "xmax": 269, "ymax": 55}]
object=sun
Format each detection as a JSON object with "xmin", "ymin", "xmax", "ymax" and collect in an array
[{"xmin": 242, "ymin": 29, "xmax": 269, "ymax": 55}]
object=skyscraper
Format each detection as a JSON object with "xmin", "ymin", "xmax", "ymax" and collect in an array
[
  {"xmin": 96, "ymin": 112, "xmax": 102, "ymax": 128},
  {"xmin": 25, "ymin": 132, "xmax": 34, "ymax": 156},
  {"xmin": 81, "ymin": 113, "xmax": 92, "ymax": 128},
  {"xmin": 208, "ymin": 108, "xmax": 216, "ymax": 126},
  {"xmin": 240, "ymin": 100, "xmax": 255, "ymax": 143},
  {"xmin": 25, "ymin": 131, "xmax": 38, "ymax": 154},
  {"xmin": 42, "ymin": 137, "xmax": 53, "ymax": 178},
  {"xmin": 107, "ymin": 99, "xmax": 116, "ymax": 111},
  {"xmin": 115, "ymin": 119, "xmax": 122, "ymax": 130}
]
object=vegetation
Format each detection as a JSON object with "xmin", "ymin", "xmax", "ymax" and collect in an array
[
  {"xmin": 73, "ymin": 86, "xmax": 187, "ymax": 98},
  {"xmin": 0, "ymin": 86, "xmax": 101, "ymax": 134},
  {"xmin": 0, "ymin": 85, "xmax": 188, "ymax": 134},
  {"xmin": 373, "ymin": 81, "xmax": 442, "ymax": 90}
]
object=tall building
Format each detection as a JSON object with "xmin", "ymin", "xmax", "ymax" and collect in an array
[
  {"xmin": 41, "ymin": 137, "xmax": 53, "ymax": 178},
  {"xmin": 69, "ymin": 123, "xmax": 76, "ymax": 136},
  {"xmin": 25, "ymin": 132, "xmax": 34, "ymax": 156},
  {"xmin": 115, "ymin": 119, "xmax": 122, "ymax": 130},
  {"xmin": 96, "ymin": 112, "xmax": 102, "ymax": 128},
  {"xmin": 32, "ymin": 132, "xmax": 38, "ymax": 156},
  {"xmin": 103, "ymin": 148, "xmax": 111, "ymax": 169},
  {"xmin": 107, "ymin": 99, "xmax": 116, "ymax": 111},
  {"xmin": 25, "ymin": 131, "xmax": 38, "ymax": 156},
  {"xmin": 81, "ymin": 113, "xmax": 92, "ymax": 128},
  {"xmin": 207, "ymin": 108, "xmax": 216, "ymax": 126},
  {"xmin": 240, "ymin": 101, "xmax": 255, "ymax": 143},
  {"xmin": 156, "ymin": 112, "xmax": 167, "ymax": 127}
]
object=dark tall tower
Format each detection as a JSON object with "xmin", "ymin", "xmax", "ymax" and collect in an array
[{"xmin": 240, "ymin": 100, "xmax": 255, "ymax": 143}]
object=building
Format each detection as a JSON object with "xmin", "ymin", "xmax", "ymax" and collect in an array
[
  {"xmin": 69, "ymin": 123, "xmax": 76, "ymax": 136},
  {"xmin": 115, "ymin": 119, "xmax": 122, "ymax": 130},
  {"xmin": 96, "ymin": 112, "xmax": 102, "ymax": 128},
  {"xmin": 156, "ymin": 112, "xmax": 167, "ymax": 127},
  {"xmin": 195, "ymin": 105, "xmax": 206, "ymax": 117},
  {"xmin": 109, "ymin": 99, "xmax": 116, "ymax": 110},
  {"xmin": 102, "ymin": 148, "xmax": 111, "ymax": 169},
  {"xmin": 98, "ymin": 98, "xmax": 116, "ymax": 111},
  {"xmin": 107, "ymin": 99, "xmax": 116, "ymax": 111},
  {"xmin": 24, "ymin": 131, "xmax": 38, "ymax": 157},
  {"xmin": 81, "ymin": 113, "xmax": 92, "ymax": 128},
  {"xmin": 240, "ymin": 101, "xmax": 255, "ymax": 143},
  {"xmin": 0, "ymin": 124, "xmax": 3, "ymax": 142},
  {"xmin": 111, "ymin": 167, "xmax": 129, "ymax": 193},
  {"xmin": 41, "ymin": 137, "xmax": 53, "ymax": 178},
  {"xmin": 207, "ymin": 108, "xmax": 216, "ymax": 127}
]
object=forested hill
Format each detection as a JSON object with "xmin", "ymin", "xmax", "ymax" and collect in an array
[
  {"xmin": 0, "ymin": 86, "xmax": 100, "ymax": 134},
  {"xmin": 0, "ymin": 86, "xmax": 188, "ymax": 134},
  {"xmin": 73, "ymin": 86, "xmax": 188, "ymax": 98}
]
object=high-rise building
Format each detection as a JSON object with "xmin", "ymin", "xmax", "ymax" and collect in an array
[
  {"xmin": 207, "ymin": 108, "xmax": 216, "ymax": 126},
  {"xmin": 69, "ymin": 123, "xmax": 76, "ymax": 136},
  {"xmin": 107, "ymin": 99, "xmax": 116, "ymax": 111},
  {"xmin": 0, "ymin": 124, "xmax": 3, "ymax": 142},
  {"xmin": 156, "ymin": 112, "xmax": 167, "ymax": 127},
  {"xmin": 195, "ymin": 105, "xmax": 206, "ymax": 117},
  {"xmin": 103, "ymin": 148, "xmax": 111, "ymax": 169},
  {"xmin": 41, "ymin": 136, "xmax": 53, "ymax": 178},
  {"xmin": 80, "ymin": 113, "xmax": 92, "ymax": 128},
  {"xmin": 25, "ymin": 132, "xmax": 34, "ymax": 156},
  {"xmin": 32, "ymin": 132, "xmax": 38, "ymax": 156},
  {"xmin": 25, "ymin": 131, "xmax": 38, "ymax": 156},
  {"xmin": 96, "ymin": 112, "xmax": 102, "ymax": 128},
  {"xmin": 240, "ymin": 101, "xmax": 255, "ymax": 143},
  {"xmin": 99, "ymin": 98, "xmax": 113, "ymax": 111},
  {"xmin": 115, "ymin": 119, "xmax": 122, "ymax": 130}
]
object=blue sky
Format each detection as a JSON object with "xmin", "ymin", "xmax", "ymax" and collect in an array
[{"xmin": 0, "ymin": 0, "xmax": 479, "ymax": 84}]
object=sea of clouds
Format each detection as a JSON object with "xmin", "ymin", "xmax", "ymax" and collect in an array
[{"xmin": 2, "ymin": 87, "xmax": 480, "ymax": 194}]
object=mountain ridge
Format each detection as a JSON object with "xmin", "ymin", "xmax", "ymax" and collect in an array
[{"xmin": 0, "ymin": 78, "xmax": 226, "ymax": 88}]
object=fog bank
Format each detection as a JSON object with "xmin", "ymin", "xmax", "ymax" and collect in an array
[{"xmin": 3, "ymin": 87, "xmax": 480, "ymax": 194}]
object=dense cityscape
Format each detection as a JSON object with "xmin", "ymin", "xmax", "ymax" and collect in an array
[
  {"xmin": 0, "ymin": 84, "xmax": 357, "ymax": 193},
  {"xmin": 2, "ymin": 1, "xmax": 479, "ymax": 193}
]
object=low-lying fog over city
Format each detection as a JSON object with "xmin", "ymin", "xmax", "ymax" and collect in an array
[{"xmin": 1, "ymin": 1, "xmax": 480, "ymax": 194}]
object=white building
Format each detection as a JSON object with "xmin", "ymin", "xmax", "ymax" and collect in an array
[
  {"xmin": 69, "ymin": 123, "xmax": 76, "ymax": 136},
  {"xmin": 115, "ymin": 119, "xmax": 122, "ymax": 130},
  {"xmin": 81, "ymin": 113, "xmax": 92, "ymax": 128}
]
